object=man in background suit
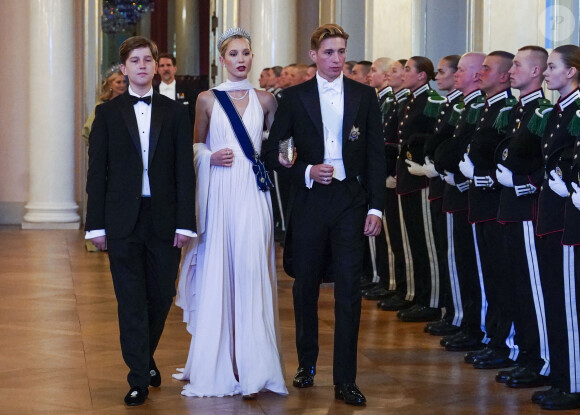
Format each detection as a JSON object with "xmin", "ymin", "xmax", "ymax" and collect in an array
[
  {"xmin": 156, "ymin": 53, "xmax": 196, "ymax": 125},
  {"xmin": 265, "ymin": 23, "xmax": 385, "ymax": 406},
  {"xmin": 85, "ymin": 36, "xmax": 196, "ymax": 406}
]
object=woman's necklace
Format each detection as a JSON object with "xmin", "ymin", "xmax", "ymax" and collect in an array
[{"xmin": 228, "ymin": 90, "xmax": 249, "ymax": 101}]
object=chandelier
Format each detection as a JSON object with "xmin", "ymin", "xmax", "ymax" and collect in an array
[{"xmin": 101, "ymin": 0, "xmax": 155, "ymax": 35}]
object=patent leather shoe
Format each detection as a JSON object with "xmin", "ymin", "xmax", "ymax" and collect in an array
[
  {"xmin": 444, "ymin": 333, "xmax": 484, "ymax": 351},
  {"xmin": 496, "ymin": 366, "xmax": 520, "ymax": 383},
  {"xmin": 362, "ymin": 286, "xmax": 391, "ymax": 300},
  {"xmin": 293, "ymin": 366, "xmax": 315, "ymax": 388},
  {"xmin": 124, "ymin": 386, "xmax": 149, "ymax": 406},
  {"xmin": 398, "ymin": 305, "xmax": 441, "ymax": 322},
  {"xmin": 473, "ymin": 351, "xmax": 516, "ymax": 369},
  {"xmin": 464, "ymin": 347, "xmax": 493, "ymax": 364},
  {"xmin": 532, "ymin": 387, "xmax": 559, "ymax": 404},
  {"xmin": 149, "ymin": 359, "xmax": 161, "ymax": 387},
  {"xmin": 360, "ymin": 278, "xmax": 376, "ymax": 291},
  {"xmin": 440, "ymin": 331, "xmax": 466, "ymax": 347},
  {"xmin": 506, "ymin": 367, "xmax": 549, "ymax": 388},
  {"xmin": 425, "ymin": 319, "xmax": 461, "ymax": 336},
  {"xmin": 334, "ymin": 383, "xmax": 366, "ymax": 406},
  {"xmin": 540, "ymin": 390, "xmax": 580, "ymax": 410},
  {"xmin": 378, "ymin": 295, "xmax": 414, "ymax": 311}
]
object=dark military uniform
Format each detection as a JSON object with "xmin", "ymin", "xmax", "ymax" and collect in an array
[
  {"xmin": 536, "ymin": 89, "xmax": 580, "ymax": 398},
  {"xmin": 422, "ymin": 89, "xmax": 463, "ymax": 333},
  {"xmin": 434, "ymin": 89, "xmax": 487, "ymax": 349},
  {"xmin": 395, "ymin": 83, "xmax": 441, "ymax": 320},
  {"xmin": 491, "ymin": 89, "xmax": 550, "ymax": 375},
  {"xmin": 377, "ymin": 88, "xmax": 415, "ymax": 311}
]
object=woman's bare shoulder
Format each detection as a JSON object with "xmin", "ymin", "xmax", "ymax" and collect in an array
[{"xmin": 255, "ymin": 89, "xmax": 276, "ymax": 109}]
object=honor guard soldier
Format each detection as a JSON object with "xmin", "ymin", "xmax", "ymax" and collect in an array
[
  {"xmin": 419, "ymin": 55, "xmax": 463, "ymax": 336},
  {"xmin": 483, "ymin": 47, "xmax": 551, "ymax": 379},
  {"xmin": 377, "ymin": 59, "xmax": 415, "ymax": 312},
  {"xmin": 394, "ymin": 56, "xmax": 442, "ymax": 323},
  {"xmin": 530, "ymin": 45, "xmax": 580, "ymax": 410},
  {"xmin": 434, "ymin": 52, "xmax": 487, "ymax": 350}
]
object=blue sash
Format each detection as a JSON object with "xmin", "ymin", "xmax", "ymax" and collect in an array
[{"xmin": 212, "ymin": 89, "xmax": 273, "ymax": 192}]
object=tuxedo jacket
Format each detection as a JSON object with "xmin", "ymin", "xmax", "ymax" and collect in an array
[
  {"xmin": 154, "ymin": 79, "xmax": 198, "ymax": 125},
  {"xmin": 85, "ymin": 90, "xmax": 196, "ymax": 240},
  {"xmin": 265, "ymin": 76, "xmax": 386, "ymax": 214}
]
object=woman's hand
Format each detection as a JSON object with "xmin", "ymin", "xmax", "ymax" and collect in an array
[
  {"xmin": 211, "ymin": 148, "xmax": 234, "ymax": 167},
  {"xmin": 278, "ymin": 148, "xmax": 297, "ymax": 168}
]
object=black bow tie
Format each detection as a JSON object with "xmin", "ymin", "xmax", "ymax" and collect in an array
[{"xmin": 129, "ymin": 95, "xmax": 151, "ymax": 105}]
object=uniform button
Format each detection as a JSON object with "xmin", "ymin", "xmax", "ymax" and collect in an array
[
  {"xmin": 545, "ymin": 155, "xmax": 548, "ymax": 160},
  {"xmin": 551, "ymin": 133, "xmax": 554, "ymax": 137},
  {"xmin": 453, "ymin": 134, "xmax": 456, "ymax": 138},
  {"xmin": 407, "ymin": 106, "xmax": 411, "ymax": 110},
  {"xmin": 519, "ymin": 108, "xmax": 523, "ymax": 113},
  {"xmin": 480, "ymin": 117, "xmax": 484, "ymax": 122},
  {"xmin": 544, "ymin": 143, "xmax": 548, "ymax": 148},
  {"xmin": 516, "ymin": 119, "xmax": 520, "ymax": 123},
  {"xmin": 440, "ymin": 111, "xmax": 445, "ymax": 115},
  {"xmin": 405, "ymin": 115, "xmax": 408, "ymax": 119},
  {"xmin": 435, "ymin": 128, "xmax": 439, "ymax": 132},
  {"xmin": 559, "ymin": 113, "xmax": 563, "ymax": 118},
  {"xmin": 399, "ymin": 130, "xmax": 402, "ymax": 134},
  {"xmin": 484, "ymin": 108, "xmax": 488, "ymax": 112},
  {"xmin": 557, "ymin": 124, "xmax": 560, "ymax": 129},
  {"xmin": 577, "ymin": 140, "xmax": 580, "ymax": 146},
  {"xmin": 399, "ymin": 139, "xmax": 403, "ymax": 143},
  {"xmin": 541, "ymin": 185, "xmax": 544, "ymax": 191},
  {"xmin": 513, "ymin": 128, "xmax": 516, "ymax": 133},
  {"xmin": 400, "ymin": 122, "xmax": 404, "ymax": 125},
  {"xmin": 576, "ymin": 155, "xmax": 579, "ymax": 159}
]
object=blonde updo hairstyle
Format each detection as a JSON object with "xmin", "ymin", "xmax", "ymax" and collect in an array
[
  {"xmin": 219, "ymin": 35, "xmax": 252, "ymax": 57},
  {"xmin": 99, "ymin": 67, "xmax": 125, "ymax": 102}
]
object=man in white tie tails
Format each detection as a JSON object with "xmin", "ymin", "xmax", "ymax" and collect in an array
[
  {"xmin": 156, "ymin": 53, "xmax": 196, "ymax": 125},
  {"xmin": 265, "ymin": 23, "xmax": 386, "ymax": 406}
]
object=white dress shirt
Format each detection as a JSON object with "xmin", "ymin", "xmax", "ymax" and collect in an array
[
  {"xmin": 86, "ymin": 86, "xmax": 196, "ymax": 240},
  {"xmin": 159, "ymin": 79, "xmax": 176, "ymax": 100},
  {"xmin": 303, "ymin": 72, "xmax": 381, "ymax": 219}
]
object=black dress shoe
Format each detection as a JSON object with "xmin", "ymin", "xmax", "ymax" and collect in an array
[
  {"xmin": 464, "ymin": 347, "xmax": 493, "ymax": 364},
  {"xmin": 425, "ymin": 319, "xmax": 461, "ymax": 336},
  {"xmin": 440, "ymin": 331, "xmax": 467, "ymax": 347},
  {"xmin": 362, "ymin": 286, "xmax": 390, "ymax": 300},
  {"xmin": 398, "ymin": 305, "xmax": 441, "ymax": 322},
  {"xmin": 149, "ymin": 360, "xmax": 161, "ymax": 387},
  {"xmin": 124, "ymin": 386, "xmax": 149, "ymax": 406},
  {"xmin": 540, "ymin": 390, "xmax": 580, "ymax": 410},
  {"xmin": 334, "ymin": 383, "xmax": 366, "ymax": 406},
  {"xmin": 444, "ymin": 334, "xmax": 484, "ymax": 351},
  {"xmin": 496, "ymin": 366, "xmax": 521, "ymax": 383},
  {"xmin": 378, "ymin": 295, "xmax": 414, "ymax": 311},
  {"xmin": 532, "ymin": 387, "xmax": 559, "ymax": 404},
  {"xmin": 473, "ymin": 350, "xmax": 516, "ymax": 369},
  {"xmin": 293, "ymin": 366, "xmax": 315, "ymax": 388},
  {"xmin": 360, "ymin": 278, "xmax": 376, "ymax": 291},
  {"xmin": 506, "ymin": 367, "xmax": 549, "ymax": 388}
]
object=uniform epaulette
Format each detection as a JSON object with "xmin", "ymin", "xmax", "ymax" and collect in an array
[
  {"xmin": 466, "ymin": 96, "xmax": 486, "ymax": 124},
  {"xmin": 567, "ymin": 108, "xmax": 580, "ymax": 137},
  {"xmin": 537, "ymin": 98, "xmax": 552, "ymax": 111},
  {"xmin": 527, "ymin": 106, "xmax": 554, "ymax": 136},
  {"xmin": 492, "ymin": 97, "xmax": 519, "ymax": 132},
  {"xmin": 423, "ymin": 90, "xmax": 446, "ymax": 118},
  {"xmin": 448, "ymin": 102, "xmax": 465, "ymax": 126},
  {"xmin": 380, "ymin": 96, "xmax": 395, "ymax": 116}
]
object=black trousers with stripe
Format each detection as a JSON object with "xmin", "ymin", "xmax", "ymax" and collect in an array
[
  {"xmin": 538, "ymin": 233, "xmax": 580, "ymax": 392},
  {"xmin": 501, "ymin": 221, "xmax": 549, "ymax": 372},
  {"xmin": 382, "ymin": 188, "xmax": 408, "ymax": 296},
  {"xmin": 399, "ymin": 189, "xmax": 439, "ymax": 307},
  {"xmin": 430, "ymin": 198, "xmax": 449, "ymax": 317}
]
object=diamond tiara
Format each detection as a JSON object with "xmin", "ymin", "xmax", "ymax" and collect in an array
[{"xmin": 217, "ymin": 27, "xmax": 251, "ymax": 51}]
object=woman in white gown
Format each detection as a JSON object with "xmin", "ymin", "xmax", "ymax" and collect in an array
[{"xmin": 173, "ymin": 28, "xmax": 288, "ymax": 399}]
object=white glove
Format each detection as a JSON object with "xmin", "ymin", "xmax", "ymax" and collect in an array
[
  {"xmin": 424, "ymin": 156, "xmax": 439, "ymax": 178},
  {"xmin": 496, "ymin": 164, "xmax": 514, "ymax": 188},
  {"xmin": 405, "ymin": 159, "xmax": 426, "ymax": 176},
  {"xmin": 458, "ymin": 153, "xmax": 474, "ymax": 179},
  {"xmin": 548, "ymin": 170, "xmax": 569, "ymax": 198},
  {"xmin": 572, "ymin": 183, "xmax": 580, "ymax": 210},
  {"xmin": 386, "ymin": 175, "xmax": 397, "ymax": 189},
  {"xmin": 443, "ymin": 171, "xmax": 456, "ymax": 185},
  {"xmin": 474, "ymin": 175, "xmax": 495, "ymax": 188},
  {"xmin": 456, "ymin": 180, "xmax": 470, "ymax": 192}
]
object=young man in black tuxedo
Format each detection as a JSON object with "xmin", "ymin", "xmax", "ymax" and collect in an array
[
  {"xmin": 85, "ymin": 36, "xmax": 196, "ymax": 406},
  {"xmin": 265, "ymin": 23, "xmax": 386, "ymax": 406}
]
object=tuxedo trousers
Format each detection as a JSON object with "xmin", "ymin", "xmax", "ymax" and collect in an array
[
  {"xmin": 399, "ymin": 189, "xmax": 439, "ymax": 307},
  {"xmin": 538, "ymin": 233, "xmax": 580, "ymax": 392},
  {"xmin": 382, "ymin": 188, "xmax": 408, "ymax": 295},
  {"xmin": 290, "ymin": 179, "xmax": 366, "ymax": 384},
  {"xmin": 500, "ymin": 221, "xmax": 549, "ymax": 372},
  {"xmin": 107, "ymin": 198, "xmax": 182, "ymax": 388}
]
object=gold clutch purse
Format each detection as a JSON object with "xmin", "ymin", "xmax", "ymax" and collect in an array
[{"xmin": 279, "ymin": 137, "xmax": 294, "ymax": 163}]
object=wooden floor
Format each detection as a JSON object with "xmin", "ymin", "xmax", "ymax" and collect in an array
[{"xmin": 0, "ymin": 226, "xmax": 570, "ymax": 414}]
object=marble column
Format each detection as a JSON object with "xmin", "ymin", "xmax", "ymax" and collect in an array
[
  {"xmin": 22, "ymin": 0, "xmax": 80, "ymax": 229},
  {"xmin": 247, "ymin": 0, "xmax": 298, "ymax": 86},
  {"xmin": 175, "ymin": 0, "xmax": 200, "ymax": 75}
]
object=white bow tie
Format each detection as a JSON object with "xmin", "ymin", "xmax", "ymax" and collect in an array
[{"xmin": 320, "ymin": 80, "xmax": 341, "ymax": 94}]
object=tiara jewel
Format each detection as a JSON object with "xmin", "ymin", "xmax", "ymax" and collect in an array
[{"xmin": 217, "ymin": 27, "xmax": 251, "ymax": 50}]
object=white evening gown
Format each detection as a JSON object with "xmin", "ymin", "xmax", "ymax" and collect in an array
[{"xmin": 173, "ymin": 88, "xmax": 288, "ymax": 397}]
